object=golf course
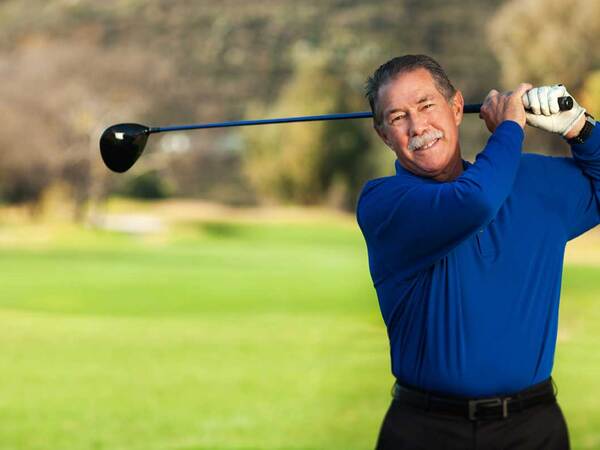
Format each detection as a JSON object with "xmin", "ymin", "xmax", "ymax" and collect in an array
[{"xmin": 1, "ymin": 199, "xmax": 599, "ymax": 450}]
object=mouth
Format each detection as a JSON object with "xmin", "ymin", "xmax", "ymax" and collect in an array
[{"xmin": 413, "ymin": 137, "xmax": 440, "ymax": 152}]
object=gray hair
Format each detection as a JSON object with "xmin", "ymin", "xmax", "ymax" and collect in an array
[{"xmin": 365, "ymin": 54, "xmax": 457, "ymax": 128}]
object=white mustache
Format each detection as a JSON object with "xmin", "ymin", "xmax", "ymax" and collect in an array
[{"xmin": 408, "ymin": 130, "xmax": 444, "ymax": 151}]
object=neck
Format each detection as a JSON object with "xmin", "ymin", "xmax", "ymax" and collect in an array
[{"xmin": 431, "ymin": 154, "xmax": 463, "ymax": 182}]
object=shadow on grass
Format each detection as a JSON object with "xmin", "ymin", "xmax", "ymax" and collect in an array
[{"xmin": 198, "ymin": 221, "xmax": 245, "ymax": 239}]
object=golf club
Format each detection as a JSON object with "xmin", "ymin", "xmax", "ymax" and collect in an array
[{"xmin": 100, "ymin": 96, "xmax": 574, "ymax": 173}]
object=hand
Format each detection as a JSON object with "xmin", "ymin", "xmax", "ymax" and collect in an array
[
  {"xmin": 479, "ymin": 83, "xmax": 533, "ymax": 132},
  {"xmin": 522, "ymin": 85, "xmax": 586, "ymax": 136}
]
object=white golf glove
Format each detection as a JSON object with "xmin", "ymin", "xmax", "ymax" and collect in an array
[{"xmin": 522, "ymin": 85, "xmax": 586, "ymax": 136}]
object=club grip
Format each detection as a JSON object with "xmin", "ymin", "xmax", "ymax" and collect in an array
[
  {"xmin": 557, "ymin": 96, "xmax": 574, "ymax": 111},
  {"xmin": 464, "ymin": 96, "xmax": 573, "ymax": 114}
]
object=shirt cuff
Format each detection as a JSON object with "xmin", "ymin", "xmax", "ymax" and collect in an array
[
  {"xmin": 491, "ymin": 120, "xmax": 525, "ymax": 149},
  {"xmin": 570, "ymin": 123, "xmax": 600, "ymax": 159}
]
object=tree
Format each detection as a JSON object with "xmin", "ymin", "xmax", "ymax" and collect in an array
[
  {"xmin": 488, "ymin": 0, "xmax": 600, "ymax": 155},
  {"xmin": 242, "ymin": 45, "xmax": 382, "ymax": 210},
  {"xmin": 489, "ymin": 0, "xmax": 600, "ymax": 91},
  {"xmin": 0, "ymin": 38, "xmax": 175, "ymax": 218}
]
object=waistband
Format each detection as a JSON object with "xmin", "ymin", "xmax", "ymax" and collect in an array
[{"xmin": 392, "ymin": 378, "xmax": 557, "ymax": 421}]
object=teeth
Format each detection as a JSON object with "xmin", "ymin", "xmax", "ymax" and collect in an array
[{"xmin": 418, "ymin": 138, "xmax": 438, "ymax": 150}]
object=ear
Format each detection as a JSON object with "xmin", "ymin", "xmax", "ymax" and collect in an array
[
  {"xmin": 375, "ymin": 124, "xmax": 393, "ymax": 149},
  {"xmin": 452, "ymin": 90, "xmax": 464, "ymax": 126}
]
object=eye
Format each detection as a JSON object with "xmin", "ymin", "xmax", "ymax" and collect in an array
[
  {"xmin": 391, "ymin": 114, "xmax": 406, "ymax": 124},
  {"xmin": 424, "ymin": 103, "xmax": 434, "ymax": 109}
]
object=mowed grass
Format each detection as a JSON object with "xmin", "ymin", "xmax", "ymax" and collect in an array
[{"xmin": 1, "ymin": 205, "xmax": 600, "ymax": 449}]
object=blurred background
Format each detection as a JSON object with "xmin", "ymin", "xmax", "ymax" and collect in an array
[{"xmin": 0, "ymin": 0, "xmax": 599, "ymax": 449}]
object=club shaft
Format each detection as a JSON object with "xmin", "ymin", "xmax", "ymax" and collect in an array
[
  {"xmin": 151, "ymin": 105, "xmax": 481, "ymax": 134},
  {"xmin": 149, "ymin": 112, "xmax": 374, "ymax": 134},
  {"xmin": 148, "ymin": 96, "xmax": 572, "ymax": 134}
]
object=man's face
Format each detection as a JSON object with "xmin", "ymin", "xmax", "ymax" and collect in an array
[{"xmin": 375, "ymin": 68, "xmax": 464, "ymax": 181}]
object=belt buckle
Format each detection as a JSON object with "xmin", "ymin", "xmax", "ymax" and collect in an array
[{"xmin": 468, "ymin": 397, "xmax": 510, "ymax": 421}]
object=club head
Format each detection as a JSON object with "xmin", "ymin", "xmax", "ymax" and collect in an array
[{"xmin": 100, "ymin": 123, "xmax": 151, "ymax": 173}]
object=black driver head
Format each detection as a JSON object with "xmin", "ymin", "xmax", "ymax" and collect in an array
[{"xmin": 100, "ymin": 123, "xmax": 151, "ymax": 173}]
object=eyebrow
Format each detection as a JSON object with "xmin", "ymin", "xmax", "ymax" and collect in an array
[{"xmin": 385, "ymin": 96, "xmax": 434, "ymax": 117}]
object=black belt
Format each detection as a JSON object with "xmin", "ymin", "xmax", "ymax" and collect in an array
[{"xmin": 392, "ymin": 378, "xmax": 557, "ymax": 421}]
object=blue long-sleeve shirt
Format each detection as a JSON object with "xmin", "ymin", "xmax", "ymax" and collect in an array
[{"xmin": 357, "ymin": 120, "xmax": 600, "ymax": 397}]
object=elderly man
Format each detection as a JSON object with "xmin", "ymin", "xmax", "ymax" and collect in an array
[{"xmin": 357, "ymin": 54, "xmax": 599, "ymax": 449}]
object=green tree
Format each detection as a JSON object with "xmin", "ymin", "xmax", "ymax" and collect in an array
[{"xmin": 242, "ymin": 46, "xmax": 381, "ymax": 210}]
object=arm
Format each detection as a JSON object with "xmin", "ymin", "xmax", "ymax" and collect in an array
[
  {"xmin": 358, "ymin": 121, "xmax": 524, "ymax": 278},
  {"xmin": 522, "ymin": 86, "xmax": 600, "ymax": 239},
  {"xmin": 566, "ymin": 122, "xmax": 600, "ymax": 239}
]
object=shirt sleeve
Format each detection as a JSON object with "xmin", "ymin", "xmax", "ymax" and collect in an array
[
  {"xmin": 549, "ymin": 123, "xmax": 600, "ymax": 240},
  {"xmin": 357, "ymin": 120, "xmax": 524, "ymax": 279}
]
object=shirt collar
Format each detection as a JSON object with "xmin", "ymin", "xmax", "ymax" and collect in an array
[{"xmin": 394, "ymin": 159, "xmax": 472, "ymax": 179}]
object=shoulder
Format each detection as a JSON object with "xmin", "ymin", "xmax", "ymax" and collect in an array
[
  {"xmin": 519, "ymin": 152, "xmax": 552, "ymax": 169},
  {"xmin": 514, "ymin": 152, "xmax": 589, "ymax": 204},
  {"xmin": 356, "ymin": 177, "xmax": 392, "ymax": 218},
  {"xmin": 519, "ymin": 152, "xmax": 582, "ymax": 177},
  {"xmin": 358, "ymin": 176, "xmax": 395, "ymax": 198},
  {"xmin": 356, "ymin": 176, "xmax": 409, "ymax": 228},
  {"xmin": 357, "ymin": 175, "xmax": 418, "ymax": 209}
]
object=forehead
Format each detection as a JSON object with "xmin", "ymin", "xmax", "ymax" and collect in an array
[{"xmin": 377, "ymin": 68, "xmax": 442, "ymax": 111}]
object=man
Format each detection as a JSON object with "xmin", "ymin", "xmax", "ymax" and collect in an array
[{"xmin": 357, "ymin": 54, "xmax": 599, "ymax": 449}]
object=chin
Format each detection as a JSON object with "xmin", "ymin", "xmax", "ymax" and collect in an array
[
  {"xmin": 414, "ymin": 144, "xmax": 458, "ymax": 176},
  {"xmin": 414, "ymin": 156, "xmax": 450, "ymax": 176}
]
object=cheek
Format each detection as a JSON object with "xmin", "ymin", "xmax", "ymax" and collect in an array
[{"xmin": 386, "ymin": 129, "xmax": 409, "ymax": 151}]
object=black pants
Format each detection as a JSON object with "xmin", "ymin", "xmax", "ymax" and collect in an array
[{"xmin": 376, "ymin": 398, "xmax": 570, "ymax": 450}]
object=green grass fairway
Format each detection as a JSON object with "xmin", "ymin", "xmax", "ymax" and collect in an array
[{"xmin": 1, "ymin": 208, "xmax": 600, "ymax": 449}]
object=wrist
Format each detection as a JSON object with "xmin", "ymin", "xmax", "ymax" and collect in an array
[
  {"xmin": 564, "ymin": 114, "xmax": 587, "ymax": 139},
  {"xmin": 566, "ymin": 114, "xmax": 596, "ymax": 145}
]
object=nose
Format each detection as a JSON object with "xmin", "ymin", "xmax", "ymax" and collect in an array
[{"xmin": 409, "ymin": 113, "xmax": 428, "ymax": 137}]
